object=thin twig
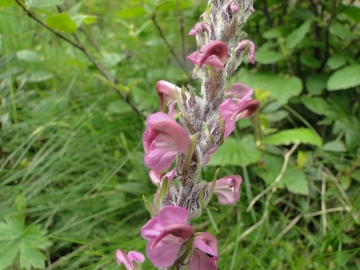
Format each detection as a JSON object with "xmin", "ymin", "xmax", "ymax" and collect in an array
[
  {"xmin": 246, "ymin": 142, "xmax": 300, "ymax": 212},
  {"xmin": 274, "ymin": 214, "xmax": 302, "ymax": 242},
  {"xmin": 175, "ymin": 0, "xmax": 186, "ymax": 64},
  {"xmin": 304, "ymin": 206, "xmax": 351, "ymax": 218},
  {"xmin": 150, "ymin": 13, "xmax": 187, "ymax": 73},
  {"xmin": 321, "ymin": 176, "xmax": 327, "ymax": 236},
  {"xmin": 15, "ymin": 0, "xmax": 145, "ymax": 118}
]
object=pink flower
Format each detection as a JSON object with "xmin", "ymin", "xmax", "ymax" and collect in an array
[
  {"xmin": 188, "ymin": 232, "xmax": 218, "ymax": 270},
  {"xmin": 187, "ymin": 41, "xmax": 228, "ymax": 70},
  {"xmin": 236, "ymin": 39, "xmax": 256, "ymax": 64},
  {"xmin": 213, "ymin": 175, "xmax": 242, "ymax": 205},
  {"xmin": 230, "ymin": 2, "xmax": 239, "ymax": 12},
  {"xmin": 115, "ymin": 249, "xmax": 145, "ymax": 270},
  {"xmin": 149, "ymin": 169, "xmax": 175, "ymax": 186},
  {"xmin": 188, "ymin": 22, "xmax": 211, "ymax": 36},
  {"xmin": 143, "ymin": 112, "xmax": 191, "ymax": 171},
  {"xmin": 219, "ymin": 83, "xmax": 260, "ymax": 138},
  {"xmin": 141, "ymin": 206, "xmax": 194, "ymax": 268},
  {"xmin": 156, "ymin": 80, "xmax": 181, "ymax": 112}
]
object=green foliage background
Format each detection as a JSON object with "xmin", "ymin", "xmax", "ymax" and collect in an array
[{"xmin": 0, "ymin": 0, "xmax": 359, "ymax": 269}]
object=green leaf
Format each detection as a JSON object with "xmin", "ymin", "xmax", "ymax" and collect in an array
[
  {"xmin": 25, "ymin": 0, "xmax": 63, "ymax": 8},
  {"xmin": 71, "ymin": 14, "xmax": 97, "ymax": 27},
  {"xmin": 107, "ymin": 100, "xmax": 131, "ymax": 114},
  {"xmin": 285, "ymin": 20, "xmax": 312, "ymax": 49},
  {"xmin": 323, "ymin": 140, "xmax": 347, "ymax": 152},
  {"xmin": 327, "ymin": 65, "xmax": 360, "ymax": 90},
  {"xmin": 329, "ymin": 23, "xmax": 357, "ymax": 39},
  {"xmin": 102, "ymin": 52, "xmax": 125, "ymax": 68},
  {"xmin": 117, "ymin": 7, "xmax": 147, "ymax": 18},
  {"xmin": 45, "ymin": 13, "xmax": 78, "ymax": 33},
  {"xmin": 265, "ymin": 128, "xmax": 322, "ymax": 147},
  {"xmin": 342, "ymin": 5, "xmax": 360, "ymax": 22},
  {"xmin": 208, "ymin": 135, "xmax": 261, "ymax": 166},
  {"xmin": 284, "ymin": 169, "xmax": 309, "ymax": 195},
  {"xmin": 26, "ymin": 70, "xmax": 53, "ymax": 82},
  {"xmin": 256, "ymin": 49, "xmax": 282, "ymax": 64},
  {"xmin": 305, "ymin": 74, "xmax": 328, "ymax": 95},
  {"xmin": 262, "ymin": 26, "xmax": 292, "ymax": 39},
  {"xmin": 326, "ymin": 54, "xmax": 346, "ymax": 70},
  {"xmin": 254, "ymin": 154, "xmax": 309, "ymax": 195},
  {"xmin": 237, "ymin": 69, "xmax": 302, "ymax": 104},
  {"xmin": 0, "ymin": 0, "xmax": 16, "ymax": 7},
  {"xmin": 300, "ymin": 96, "xmax": 330, "ymax": 115},
  {"xmin": 16, "ymin": 50, "xmax": 42, "ymax": 63},
  {"xmin": 0, "ymin": 216, "xmax": 51, "ymax": 270},
  {"xmin": 300, "ymin": 54, "xmax": 320, "ymax": 69}
]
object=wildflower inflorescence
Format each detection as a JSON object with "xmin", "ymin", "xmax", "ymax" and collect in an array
[{"xmin": 116, "ymin": 0, "xmax": 259, "ymax": 269}]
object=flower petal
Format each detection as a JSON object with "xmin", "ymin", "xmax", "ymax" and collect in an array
[{"xmin": 213, "ymin": 175, "xmax": 242, "ymax": 205}]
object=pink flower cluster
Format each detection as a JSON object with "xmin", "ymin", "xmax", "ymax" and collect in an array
[{"xmin": 116, "ymin": 0, "xmax": 258, "ymax": 269}]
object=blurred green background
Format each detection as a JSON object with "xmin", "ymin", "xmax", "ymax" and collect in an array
[{"xmin": 0, "ymin": 0, "xmax": 359, "ymax": 269}]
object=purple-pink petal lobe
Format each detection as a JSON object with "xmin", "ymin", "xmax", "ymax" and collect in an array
[
  {"xmin": 235, "ymin": 40, "xmax": 256, "ymax": 64},
  {"xmin": 187, "ymin": 41, "xmax": 228, "ymax": 70},
  {"xmin": 115, "ymin": 249, "xmax": 144, "ymax": 270},
  {"xmin": 143, "ymin": 112, "xmax": 191, "ymax": 171},
  {"xmin": 213, "ymin": 175, "xmax": 242, "ymax": 205}
]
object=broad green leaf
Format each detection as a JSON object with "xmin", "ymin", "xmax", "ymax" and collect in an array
[
  {"xmin": 254, "ymin": 154, "xmax": 309, "ymax": 195},
  {"xmin": 16, "ymin": 50, "xmax": 41, "ymax": 63},
  {"xmin": 26, "ymin": 70, "xmax": 53, "ymax": 82},
  {"xmin": 208, "ymin": 135, "xmax": 261, "ymax": 166},
  {"xmin": 301, "ymin": 96, "xmax": 330, "ymax": 115},
  {"xmin": 256, "ymin": 49, "xmax": 282, "ymax": 64},
  {"xmin": 0, "ymin": 216, "xmax": 51, "ymax": 270},
  {"xmin": 300, "ymin": 54, "xmax": 320, "ymax": 69},
  {"xmin": 102, "ymin": 52, "xmax": 125, "ymax": 68},
  {"xmin": 71, "ymin": 14, "xmax": 97, "ymax": 27},
  {"xmin": 0, "ymin": 0, "xmax": 16, "ymax": 7},
  {"xmin": 327, "ymin": 65, "xmax": 360, "ymax": 90},
  {"xmin": 329, "ymin": 23, "xmax": 357, "ymax": 39},
  {"xmin": 265, "ymin": 128, "xmax": 322, "ymax": 147},
  {"xmin": 117, "ymin": 7, "xmax": 147, "ymax": 18},
  {"xmin": 45, "ymin": 13, "xmax": 78, "ymax": 33},
  {"xmin": 237, "ymin": 69, "xmax": 302, "ymax": 104},
  {"xmin": 342, "ymin": 5, "xmax": 360, "ymax": 22},
  {"xmin": 285, "ymin": 169, "xmax": 309, "ymax": 195},
  {"xmin": 326, "ymin": 54, "xmax": 346, "ymax": 70},
  {"xmin": 25, "ymin": 0, "xmax": 63, "ymax": 8},
  {"xmin": 323, "ymin": 140, "xmax": 347, "ymax": 152},
  {"xmin": 107, "ymin": 100, "xmax": 132, "ymax": 114},
  {"xmin": 305, "ymin": 74, "xmax": 328, "ymax": 95},
  {"xmin": 262, "ymin": 26, "xmax": 292, "ymax": 39},
  {"xmin": 285, "ymin": 20, "xmax": 312, "ymax": 49}
]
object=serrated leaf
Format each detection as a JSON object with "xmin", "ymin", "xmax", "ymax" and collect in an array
[
  {"xmin": 0, "ymin": 216, "xmax": 51, "ymax": 270},
  {"xmin": 208, "ymin": 135, "xmax": 261, "ymax": 166},
  {"xmin": 301, "ymin": 96, "xmax": 330, "ymax": 115},
  {"xmin": 285, "ymin": 169, "xmax": 309, "ymax": 195},
  {"xmin": 326, "ymin": 54, "xmax": 346, "ymax": 70},
  {"xmin": 25, "ymin": 0, "xmax": 63, "ymax": 8},
  {"xmin": 265, "ymin": 128, "xmax": 322, "ymax": 147},
  {"xmin": 45, "ymin": 13, "xmax": 78, "ymax": 33},
  {"xmin": 238, "ymin": 69, "xmax": 303, "ymax": 104},
  {"xmin": 256, "ymin": 49, "xmax": 282, "ymax": 64},
  {"xmin": 285, "ymin": 20, "xmax": 312, "ymax": 49},
  {"xmin": 329, "ymin": 23, "xmax": 357, "ymax": 39},
  {"xmin": 16, "ymin": 50, "xmax": 41, "ymax": 63},
  {"xmin": 323, "ymin": 140, "xmax": 347, "ymax": 152},
  {"xmin": 327, "ymin": 65, "xmax": 360, "ymax": 90},
  {"xmin": 305, "ymin": 74, "xmax": 328, "ymax": 95}
]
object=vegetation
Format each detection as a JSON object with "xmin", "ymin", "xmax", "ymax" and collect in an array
[{"xmin": 0, "ymin": 0, "xmax": 359, "ymax": 269}]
